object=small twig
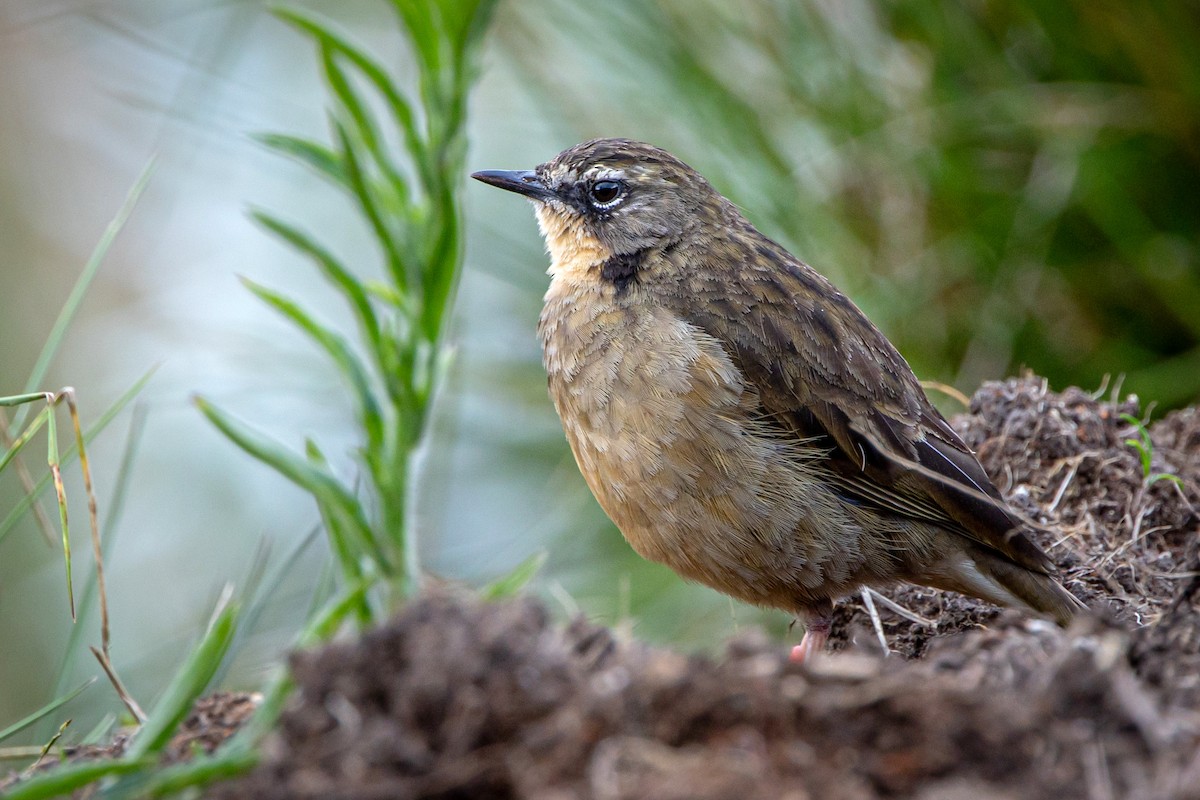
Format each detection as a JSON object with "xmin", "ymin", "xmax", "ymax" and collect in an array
[
  {"xmin": 24, "ymin": 719, "xmax": 71, "ymax": 777},
  {"xmin": 91, "ymin": 646, "xmax": 147, "ymax": 724},
  {"xmin": 1081, "ymin": 740, "xmax": 1114, "ymax": 800},
  {"xmin": 1108, "ymin": 374, "xmax": 1126, "ymax": 404},
  {"xmin": 1100, "ymin": 514, "xmax": 1170, "ymax": 571},
  {"xmin": 1165, "ymin": 475, "xmax": 1196, "ymax": 514},
  {"xmin": 0, "ymin": 746, "xmax": 66, "ymax": 762},
  {"xmin": 919, "ymin": 380, "xmax": 971, "ymax": 409},
  {"xmin": 1112, "ymin": 667, "xmax": 1173, "ymax": 751},
  {"xmin": 39, "ymin": 721, "xmax": 69, "ymax": 763},
  {"xmin": 865, "ymin": 588, "xmax": 939, "ymax": 627},
  {"xmin": 859, "ymin": 588, "xmax": 890, "ymax": 657},
  {"xmin": 1142, "ymin": 569, "xmax": 1200, "ymax": 580},
  {"xmin": 1046, "ymin": 454, "xmax": 1088, "ymax": 513},
  {"xmin": 1049, "ymin": 518, "xmax": 1090, "ymax": 552},
  {"xmin": 64, "ymin": 390, "xmax": 110, "ymax": 655},
  {"xmin": 1129, "ymin": 503, "xmax": 1149, "ymax": 544},
  {"xmin": 547, "ymin": 580, "xmax": 581, "ymax": 617}
]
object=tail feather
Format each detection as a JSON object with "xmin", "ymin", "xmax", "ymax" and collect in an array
[{"xmin": 938, "ymin": 547, "xmax": 1085, "ymax": 627}]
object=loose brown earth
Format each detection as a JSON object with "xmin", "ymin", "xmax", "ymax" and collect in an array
[
  {"xmin": 14, "ymin": 377, "xmax": 1200, "ymax": 798},
  {"xmin": 208, "ymin": 377, "xmax": 1200, "ymax": 799}
]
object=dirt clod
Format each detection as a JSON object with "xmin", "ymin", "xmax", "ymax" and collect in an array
[
  {"xmin": 209, "ymin": 378, "xmax": 1200, "ymax": 799},
  {"xmin": 0, "ymin": 692, "xmax": 257, "ymax": 793}
]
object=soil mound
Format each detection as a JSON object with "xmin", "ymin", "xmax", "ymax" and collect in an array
[{"xmin": 210, "ymin": 378, "xmax": 1200, "ymax": 799}]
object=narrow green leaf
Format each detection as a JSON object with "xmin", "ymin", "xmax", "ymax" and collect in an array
[
  {"xmin": 124, "ymin": 596, "xmax": 239, "ymax": 760},
  {"xmin": 223, "ymin": 527, "xmax": 325, "ymax": 686},
  {"xmin": 0, "ymin": 367, "xmax": 156, "ymax": 545},
  {"xmin": 304, "ymin": 441, "xmax": 372, "ymax": 584},
  {"xmin": 310, "ymin": 42, "xmax": 414, "ymax": 221},
  {"xmin": 223, "ymin": 578, "xmax": 370, "ymax": 754},
  {"xmin": 18, "ymin": 159, "xmax": 155, "ymax": 419},
  {"xmin": 419, "ymin": 193, "xmax": 462, "ymax": 343},
  {"xmin": 240, "ymin": 277, "xmax": 384, "ymax": 450},
  {"xmin": 251, "ymin": 210, "xmax": 384, "ymax": 356},
  {"xmin": 317, "ymin": 44, "xmax": 386, "ymax": 175},
  {"xmin": 389, "ymin": 0, "xmax": 442, "ymax": 83},
  {"xmin": 44, "ymin": 405, "xmax": 76, "ymax": 620},
  {"xmin": 140, "ymin": 748, "xmax": 259, "ymax": 797},
  {"xmin": 1, "ymin": 758, "xmax": 150, "ymax": 800},
  {"xmin": 272, "ymin": 7, "xmax": 429, "ymax": 187},
  {"xmin": 453, "ymin": 0, "xmax": 500, "ymax": 62},
  {"xmin": 252, "ymin": 133, "xmax": 348, "ymax": 187},
  {"xmin": 194, "ymin": 397, "xmax": 375, "ymax": 552},
  {"xmin": 481, "ymin": 550, "xmax": 548, "ymax": 601},
  {"xmin": 332, "ymin": 119, "xmax": 410, "ymax": 292},
  {"xmin": 0, "ymin": 679, "xmax": 95, "ymax": 744},
  {"xmin": 0, "ymin": 403, "xmax": 52, "ymax": 474},
  {"xmin": 0, "ymin": 392, "xmax": 54, "ymax": 407},
  {"xmin": 80, "ymin": 713, "xmax": 116, "ymax": 746},
  {"xmin": 1147, "ymin": 472, "xmax": 1184, "ymax": 487}
]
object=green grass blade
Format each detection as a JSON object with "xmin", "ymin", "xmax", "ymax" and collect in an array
[
  {"xmin": 19, "ymin": 159, "xmax": 155, "ymax": 409},
  {"xmin": 419, "ymin": 193, "xmax": 461, "ymax": 343},
  {"xmin": 332, "ymin": 119, "xmax": 410, "ymax": 292},
  {"xmin": 43, "ymin": 404, "xmax": 76, "ymax": 620},
  {"xmin": 0, "ymin": 403, "xmax": 52, "ymax": 473},
  {"xmin": 1, "ymin": 758, "xmax": 151, "ymax": 800},
  {"xmin": 0, "ymin": 367, "xmax": 156, "ymax": 545},
  {"xmin": 45, "ymin": 404, "xmax": 147, "ymax": 734},
  {"xmin": 223, "ymin": 577, "xmax": 370, "ymax": 754},
  {"xmin": 240, "ymin": 277, "xmax": 385, "ymax": 450},
  {"xmin": 481, "ymin": 550, "xmax": 548, "ymax": 601},
  {"xmin": 389, "ymin": 0, "xmax": 442, "ymax": 94},
  {"xmin": 310, "ymin": 39, "xmax": 417, "ymax": 235},
  {"xmin": 80, "ymin": 714, "xmax": 116, "ymax": 746},
  {"xmin": 304, "ymin": 438, "xmax": 395, "ymax": 590},
  {"xmin": 194, "ymin": 397, "xmax": 375, "ymax": 552},
  {"xmin": 302, "ymin": 439, "xmax": 366, "ymax": 581},
  {"xmin": 274, "ymin": 7, "xmax": 428, "ymax": 185},
  {"xmin": 252, "ymin": 133, "xmax": 348, "ymax": 188},
  {"xmin": 0, "ymin": 393, "xmax": 55, "ymax": 408},
  {"xmin": 0, "ymin": 679, "xmax": 95, "ymax": 744},
  {"xmin": 124, "ymin": 595, "xmax": 239, "ymax": 761},
  {"xmin": 251, "ymin": 210, "xmax": 384, "ymax": 355},
  {"xmin": 227, "ymin": 524, "xmax": 324, "ymax": 668},
  {"xmin": 316, "ymin": 43, "xmax": 398, "ymax": 186},
  {"xmin": 390, "ymin": 0, "xmax": 439, "ymax": 66},
  {"xmin": 452, "ymin": 0, "xmax": 499, "ymax": 61},
  {"xmin": 136, "ymin": 748, "xmax": 259, "ymax": 798}
]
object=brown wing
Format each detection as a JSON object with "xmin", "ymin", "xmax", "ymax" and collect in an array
[{"xmin": 671, "ymin": 229, "xmax": 1052, "ymax": 574}]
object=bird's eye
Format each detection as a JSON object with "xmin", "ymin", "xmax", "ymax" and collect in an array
[{"xmin": 588, "ymin": 180, "xmax": 623, "ymax": 207}]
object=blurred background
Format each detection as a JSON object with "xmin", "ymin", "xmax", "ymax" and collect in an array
[{"xmin": 1, "ymin": 0, "xmax": 1197, "ymax": 735}]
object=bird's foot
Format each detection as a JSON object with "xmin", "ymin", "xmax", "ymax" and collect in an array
[{"xmin": 788, "ymin": 609, "xmax": 832, "ymax": 664}]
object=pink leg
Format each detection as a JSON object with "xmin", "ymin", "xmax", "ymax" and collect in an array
[{"xmin": 789, "ymin": 603, "xmax": 833, "ymax": 664}]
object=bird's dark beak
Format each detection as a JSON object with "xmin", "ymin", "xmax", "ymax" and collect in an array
[{"xmin": 471, "ymin": 169, "xmax": 555, "ymax": 201}]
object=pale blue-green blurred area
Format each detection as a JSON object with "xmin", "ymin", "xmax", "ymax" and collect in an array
[{"xmin": 0, "ymin": 1, "xmax": 775, "ymax": 736}]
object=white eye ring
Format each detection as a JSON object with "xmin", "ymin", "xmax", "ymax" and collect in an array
[{"xmin": 588, "ymin": 179, "xmax": 624, "ymax": 208}]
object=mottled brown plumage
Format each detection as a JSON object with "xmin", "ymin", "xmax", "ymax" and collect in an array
[{"xmin": 472, "ymin": 138, "xmax": 1084, "ymax": 660}]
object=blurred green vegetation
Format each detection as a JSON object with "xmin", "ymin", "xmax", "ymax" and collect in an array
[
  {"xmin": 3, "ymin": 1, "xmax": 504, "ymax": 794},
  {"xmin": 202, "ymin": 0, "xmax": 498, "ymax": 622},
  {"xmin": 490, "ymin": 0, "xmax": 1200, "ymax": 408}
]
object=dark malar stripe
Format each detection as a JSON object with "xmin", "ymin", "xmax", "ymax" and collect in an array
[{"xmin": 601, "ymin": 249, "xmax": 645, "ymax": 292}]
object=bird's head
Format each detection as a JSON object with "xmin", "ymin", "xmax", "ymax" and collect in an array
[{"xmin": 472, "ymin": 138, "xmax": 724, "ymax": 282}]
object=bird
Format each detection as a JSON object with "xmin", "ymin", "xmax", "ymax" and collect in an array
[{"xmin": 471, "ymin": 138, "xmax": 1084, "ymax": 662}]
